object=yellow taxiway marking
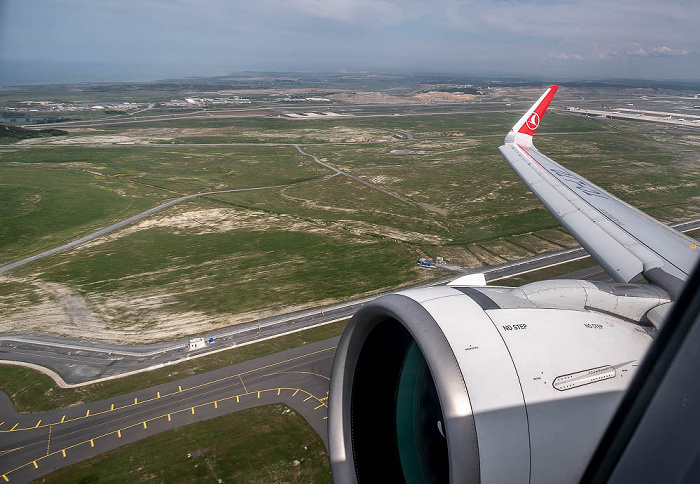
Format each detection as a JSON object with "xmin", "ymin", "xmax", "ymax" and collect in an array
[
  {"xmin": 266, "ymin": 370, "xmax": 330, "ymax": 381},
  {"xmin": 2, "ymin": 386, "xmax": 329, "ymax": 481},
  {"xmin": 2, "ymin": 474, "xmax": 8, "ymax": 482},
  {"xmin": 32, "ymin": 461, "xmax": 38, "ymax": 469},
  {"xmin": 34, "ymin": 420, "xmax": 41, "ymax": 428},
  {"xmin": 314, "ymin": 404, "xmax": 325, "ymax": 410},
  {"xmin": 1, "ymin": 346, "xmax": 336, "ymax": 433},
  {"xmin": 0, "ymin": 446, "xmax": 28, "ymax": 458}
]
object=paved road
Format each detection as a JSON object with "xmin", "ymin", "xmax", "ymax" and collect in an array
[
  {"xmin": 0, "ymin": 338, "xmax": 337, "ymax": 484},
  {"xmin": 1, "ymin": 217, "xmax": 697, "ymax": 387},
  {"xmin": 0, "ymin": 186, "xmax": 281, "ymax": 276}
]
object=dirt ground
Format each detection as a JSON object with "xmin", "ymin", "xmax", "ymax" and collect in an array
[{"xmin": 0, "ymin": 204, "xmax": 446, "ymax": 343}]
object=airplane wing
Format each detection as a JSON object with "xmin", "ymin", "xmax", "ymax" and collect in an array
[
  {"xmin": 329, "ymin": 87, "xmax": 697, "ymax": 484},
  {"xmin": 499, "ymin": 86, "xmax": 699, "ymax": 297}
]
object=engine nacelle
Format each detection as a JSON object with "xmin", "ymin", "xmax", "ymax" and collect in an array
[{"xmin": 328, "ymin": 282, "xmax": 664, "ymax": 484}]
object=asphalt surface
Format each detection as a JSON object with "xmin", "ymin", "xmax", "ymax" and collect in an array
[{"xmin": 0, "ymin": 338, "xmax": 337, "ymax": 484}]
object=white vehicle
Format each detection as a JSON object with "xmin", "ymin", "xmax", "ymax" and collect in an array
[{"xmin": 328, "ymin": 86, "xmax": 700, "ymax": 484}]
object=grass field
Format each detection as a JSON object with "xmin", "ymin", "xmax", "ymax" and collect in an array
[
  {"xmin": 2, "ymin": 95, "xmax": 698, "ymax": 343},
  {"xmin": 0, "ymin": 145, "xmax": 326, "ymax": 260},
  {"xmin": 1, "ymin": 84, "xmax": 698, "ymax": 484},
  {"xmin": 2, "ymin": 191, "xmax": 432, "ymax": 341},
  {"xmin": 29, "ymin": 404, "xmax": 331, "ymax": 484},
  {"xmin": 40, "ymin": 110, "xmax": 605, "ymax": 145}
]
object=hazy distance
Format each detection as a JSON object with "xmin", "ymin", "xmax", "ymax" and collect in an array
[{"xmin": 1, "ymin": 0, "xmax": 699, "ymax": 86}]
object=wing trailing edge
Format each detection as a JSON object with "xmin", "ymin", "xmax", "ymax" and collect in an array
[{"xmin": 499, "ymin": 87, "xmax": 699, "ymax": 298}]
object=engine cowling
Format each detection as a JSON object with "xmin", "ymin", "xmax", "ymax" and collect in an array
[{"xmin": 328, "ymin": 282, "xmax": 664, "ymax": 484}]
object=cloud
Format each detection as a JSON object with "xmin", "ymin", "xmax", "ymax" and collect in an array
[
  {"xmin": 650, "ymin": 46, "xmax": 690, "ymax": 57},
  {"xmin": 266, "ymin": 0, "xmax": 428, "ymax": 25},
  {"xmin": 2, "ymin": 0, "xmax": 700, "ymax": 81},
  {"xmin": 552, "ymin": 53, "xmax": 584, "ymax": 61},
  {"xmin": 610, "ymin": 44, "xmax": 693, "ymax": 58}
]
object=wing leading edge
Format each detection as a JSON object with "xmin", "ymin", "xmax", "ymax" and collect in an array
[{"xmin": 499, "ymin": 86, "xmax": 699, "ymax": 298}]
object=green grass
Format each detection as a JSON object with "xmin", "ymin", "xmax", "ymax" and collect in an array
[
  {"xmin": 59, "ymin": 111, "xmax": 544, "ymax": 144},
  {"xmin": 3, "ymin": 100, "xmax": 698, "ymax": 351},
  {"xmin": 0, "ymin": 320, "xmax": 347, "ymax": 414},
  {"xmin": 0, "ymin": 145, "xmax": 325, "ymax": 192},
  {"xmin": 0, "ymin": 124, "xmax": 67, "ymax": 144},
  {"xmin": 0, "ymin": 145, "xmax": 326, "ymax": 260},
  {"xmin": 30, "ymin": 404, "xmax": 331, "ymax": 484},
  {"xmin": 299, "ymin": 138, "xmax": 569, "ymax": 245},
  {"xmin": 14, "ymin": 208, "xmax": 427, "ymax": 333},
  {"xmin": 0, "ymin": 165, "xmax": 163, "ymax": 261}
]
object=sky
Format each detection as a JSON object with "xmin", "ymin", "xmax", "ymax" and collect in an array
[{"xmin": 1, "ymin": 0, "xmax": 699, "ymax": 85}]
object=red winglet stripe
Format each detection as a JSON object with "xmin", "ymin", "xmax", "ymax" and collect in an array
[{"xmin": 517, "ymin": 85, "xmax": 559, "ymax": 136}]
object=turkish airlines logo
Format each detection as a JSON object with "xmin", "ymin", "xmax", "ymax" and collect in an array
[{"xmin": 526, "ymin": 112, "xmax": 540, "ymax": 130}]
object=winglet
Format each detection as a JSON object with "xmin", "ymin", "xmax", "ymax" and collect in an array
[{"xmin": 505, "ymin": 85, "xmax": 558, "ymax": 147}]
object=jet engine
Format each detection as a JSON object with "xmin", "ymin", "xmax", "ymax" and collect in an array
[{"xmin": 328, "ymin": 280, "xmax": 668, "ymax": 484}]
